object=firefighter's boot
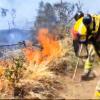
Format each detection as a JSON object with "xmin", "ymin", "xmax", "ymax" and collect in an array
[
  {"xmin": 81, "ymin": 69, "xmax": 91, "ymax": 80},
  {"xmin": 81, "ymin": 58, "xmax": 95, "ymax": 80}
]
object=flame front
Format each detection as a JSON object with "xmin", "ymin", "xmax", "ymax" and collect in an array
[{"xmin": 23, "ymin": 28, "xmax": 61, "ymax": 64}]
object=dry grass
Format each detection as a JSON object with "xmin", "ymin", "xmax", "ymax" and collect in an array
[
  {"xmin": 0, "ymin": 57, "xmax": 62, "ymax": 99},
  {"xmin": 0, "ymin": 36, "xmax": 77, "ymax": 99}
]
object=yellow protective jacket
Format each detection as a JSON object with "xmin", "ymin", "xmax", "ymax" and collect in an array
[
  {"xmin": 73, "ymin": 15, "xmax": 100, "ymax": 57},
  {"xmin": 73, "ymin": 15, "xmax": 100, "ymax": 42}
]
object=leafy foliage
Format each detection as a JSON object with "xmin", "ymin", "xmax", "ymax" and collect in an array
[{"xmin": 34, "ymin": 1, "xmax": 83, "ymax": 39}]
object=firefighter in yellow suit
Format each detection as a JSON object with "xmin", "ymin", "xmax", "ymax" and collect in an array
[{"xmin": 71, "ymin": 13, "xmax": 100, "ymax": 98}]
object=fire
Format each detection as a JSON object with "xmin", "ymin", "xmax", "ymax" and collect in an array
[
  {"xmin": 23, "ymin": 28, "xmax": 61, "ymax": 64},
  {"xmin": 38, "ymin": 28, "xmax": 60, "ymax": 58},
  {"xmin": 23, "ymin": 44, "xmax": 42, "ymax": 63}
]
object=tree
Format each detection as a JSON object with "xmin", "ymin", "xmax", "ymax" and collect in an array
[
  {"xmin": 1, "ymin": 8, "xmax": 8, "ymax": 17},
  {"xmin": 34, "ymin": 1, "xmax": 45, "ymax": 30},
  {"xmin": 75, "ymin": 1, "xmax": 83, "ymax": 12},
  {"xmin": 34, "ymin": 1, "xmax": 83, "ymax": 38},
  {"xmin": 34, "ymin": 1, "xmax": 56, "ymax": 30},
  {"xmin": 11, "ymin": 8, "xmax": 16, "ymax": 27},
  {"xmin": 54, "ymin": 1, "xmax": 83, "ymax": 33},
  {"xmin": 0, "ymin": 7, "xmax": 16, "ymax": 29},
  {"xmin": 54, "ymin": 1, "xmax": 83, "ymax": 25},
  {"xmin": 44, "ymin": 3, "xmax": 56, "ymax": 26}
]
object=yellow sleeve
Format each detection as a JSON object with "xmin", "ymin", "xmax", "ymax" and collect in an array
[
  {"xmin": 73, "ymin": 18, "xmax": 87, "ymax": 42},
  {"xmin": 74, "ymin": 18, "xmax": 87, "ymax": 36}
]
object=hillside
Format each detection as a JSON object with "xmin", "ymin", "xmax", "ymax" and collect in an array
[{"xmin": 0, "ymin": 28, "xmax": 99, "ymax": 99}]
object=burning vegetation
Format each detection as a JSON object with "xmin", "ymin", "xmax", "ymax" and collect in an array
[
  {"xmin": 0, "ymin": 28, "xmax": 76, "ymax": 99},
  {"xmin": 23, "ymin": 28, "xmax": 61, "ymax": 64}
]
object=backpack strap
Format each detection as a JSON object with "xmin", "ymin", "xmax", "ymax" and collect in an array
[
  {"xmin": 86, "ymin": 17, "xmax": 96, "ymax": 43},
  {"xmin": 93, "ymin": 17, "xmax": 96, "ymax": 31},
  {"xmin": 92, "ymin": 20, "xmax": 100, "ymax": 57}
]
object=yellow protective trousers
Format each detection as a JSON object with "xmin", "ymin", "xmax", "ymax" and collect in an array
[
  {"xmin": 84, "ymin": 45, "xmax": 95, "ymax": 73},
  {"xmin": 95, "ymin": 81, "xmax": 100, "ymax": 99},
  {"xmin": 89, "ymin": 45, "xmax": 100, "ymax": 99}
]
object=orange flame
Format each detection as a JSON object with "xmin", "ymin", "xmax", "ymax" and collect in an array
[
  {"xmin": 23, "ymin": 28, "xmax": 60, "ymax": 64},
  {"xmin": 38, "ymin": 28, "xmax": 60, "ymax": 58}
]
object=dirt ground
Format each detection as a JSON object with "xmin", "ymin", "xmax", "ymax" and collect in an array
[{"xmin": 59, "ymin": 66, "xmax": 100, "ymax": 99}]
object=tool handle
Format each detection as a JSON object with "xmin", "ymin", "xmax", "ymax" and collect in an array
[{"xmin": 72, "ymin": 44, "xmax": 83, "ymax": 80}]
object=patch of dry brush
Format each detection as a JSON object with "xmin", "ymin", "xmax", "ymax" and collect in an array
[{"xmin": 0, "ymin": 37, "xmax": 77, "ymax": 99}]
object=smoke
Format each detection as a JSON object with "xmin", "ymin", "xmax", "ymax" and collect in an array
[{"xmin": 0, "ymin": 29, "xmax": 35, "ymax": 45}]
